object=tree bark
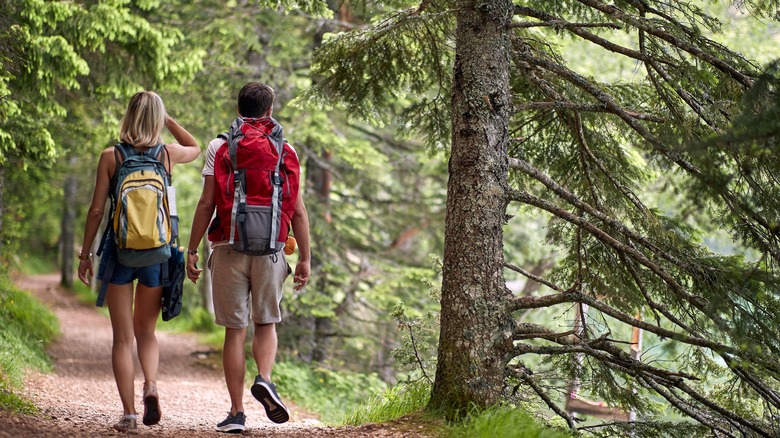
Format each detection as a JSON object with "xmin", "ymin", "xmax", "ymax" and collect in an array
[
  {"xmin": 429, "ymin": 0, "xmax": 515, "ymax": 413},
  {"xmin": 60, "ymin": 172, "xmax": 76, "ymax": 288}
]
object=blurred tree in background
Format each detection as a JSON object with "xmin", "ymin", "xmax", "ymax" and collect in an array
[{"xmin": 1, "ymin": 0, "xmax": 444, "ymax": 387}]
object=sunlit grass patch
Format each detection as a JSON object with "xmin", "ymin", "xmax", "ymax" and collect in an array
[
  {"xmin": 268, "ymin": 359, "xmax": 388, "ymax": 424},
  {"xmin": 444, "ymin": 405, "xmax": 573, "ymax": 438},
  {"xmin": 342, "ymin": 380, "xmax": 431, "ymax": 425},
  {"xmin": 0, "ymin": 275, "xmax": 58, "ymax": 413}
]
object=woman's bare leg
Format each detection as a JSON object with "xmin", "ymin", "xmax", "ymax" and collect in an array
[
  {"xmin": 106, "ymin": 282, "xmax": 136, "ymax": 416},
  {"xmin": 133, "ymin": 283, "xmax": 162, "ymax": 386}
]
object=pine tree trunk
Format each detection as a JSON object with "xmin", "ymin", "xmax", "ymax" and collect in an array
[
  {"xmin": 61, "ymin": 172, "xmax": 77, "ymax": 288},
  {"xmin": 429, "ymin": 0, "xmax": 515, "ymax": 413}
]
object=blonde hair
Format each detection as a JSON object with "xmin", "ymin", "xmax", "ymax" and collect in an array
[{"xmin": 119, "ymin": 91, "xmax": 165, "ymax": 147}]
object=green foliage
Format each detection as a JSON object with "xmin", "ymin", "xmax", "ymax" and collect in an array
[
  {"xmin": 11, "ymin": 251, "xmax": 56, "ymax": 276},
  {"xmin": 0, "ymin": 274, "xmax": 58, "ymax": 413},
  {"xmin": 180, "ymin": 305, "xmax": 220, "ymax": 333},
  {"xmin": 270, "ymin": 359, "xmax": 388, "ymax": 423},
  {"xmin": 1, "ymin": 154, "xmax": 62, "ymax": 262},
  {"xmin": 1, "ymin": 0, "xmax": 204, "ymax": 164},
  {"xmin": 342, "ymin": 380, "xmax": 431, "ymax": 425},
  {"xmin": 0, "ymin": 380, "xmax": 37, "ymax": 415},
  {"xmin": 68, "ymin": 278, "xmax": 99, "ymax": 307},
  {"xmin": 390, "ymin": 301, "xmax": 439, "ymax": 384},
  {"xmin": 444, "ymin": 406, "xmax": 573, "ymax": 438},
  {"xmin": 312, "ymin": 0, "xmax": 780, "ymax": 434},
  {"xmin": 307, "ymin": 1, "xmax": 454, "ymax": 148}
]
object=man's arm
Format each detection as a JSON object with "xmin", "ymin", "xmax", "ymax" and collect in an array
[
  {"xmin": 290, "ymin": 193, "xmax": 311, "ymax": 290},
  {"xmin": 186, "ymin": 175, "xmax": 216, "ymax": 283}
]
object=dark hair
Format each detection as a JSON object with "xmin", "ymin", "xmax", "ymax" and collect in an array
[{"xmin": 237, "ymin": 82, "xmax": 275, "ymax": 117}]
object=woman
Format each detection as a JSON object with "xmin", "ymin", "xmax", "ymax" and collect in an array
[{"xmin": 77, "ymin": 91, "xmax": 200, "ymax": 432}]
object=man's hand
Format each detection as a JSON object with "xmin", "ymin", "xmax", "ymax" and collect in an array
[
  {"xmin": 293, "ymin": 260, "xmax": 310, "ymax": 290},
  {"xmin": 187, "ymin": 252, "xmax": 202, "ymax": 283}
]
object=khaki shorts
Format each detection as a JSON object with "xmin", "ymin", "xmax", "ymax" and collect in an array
[{"xmin": 209, "ymin": 246, "xmax": 291, "ymax": 328}]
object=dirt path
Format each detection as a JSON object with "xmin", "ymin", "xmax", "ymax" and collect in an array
[{"xmin": 1, "ymin": 274, "xmax": 424, "ymax": 437}]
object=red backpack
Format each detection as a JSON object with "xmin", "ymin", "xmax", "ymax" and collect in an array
[{"xmin": 208, "ymin": 117, "xmax": 300, "ymax": 255}]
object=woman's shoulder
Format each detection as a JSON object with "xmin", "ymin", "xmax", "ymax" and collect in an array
[{"xmin": 100, "ymin": 146, "xmax": 118, "ymax": 159}]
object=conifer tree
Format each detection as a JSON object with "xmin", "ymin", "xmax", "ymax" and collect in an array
[{"xmin": 312, "ymin": 0, "xmax": 780, "ymax": 434}]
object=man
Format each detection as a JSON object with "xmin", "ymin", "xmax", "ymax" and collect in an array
[{"xmin": 186, "ymin": 82, "xmax": 311, "ymax": 433}]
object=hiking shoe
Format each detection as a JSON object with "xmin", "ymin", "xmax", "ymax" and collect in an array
[
  {"xmin": 113, "ymin": 415, "xmax": 138, "ymax": 432},
  {"xmin": 215, "ymin": 411, "xmax": 246, "ymax": 433},
  {"xmin": 251, "ymin": 375, "xmax": 290, "ymax": 424},
  {"xmin": 142, "ymin": 382, "xmax": 161, "ymax": 426}
]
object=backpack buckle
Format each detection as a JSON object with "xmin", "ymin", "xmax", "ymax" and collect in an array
[{"xmin": 271, "ymin": 172, "xmax": 282, "ymax": 186}]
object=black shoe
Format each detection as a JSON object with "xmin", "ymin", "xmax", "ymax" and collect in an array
[
  {"xmin": 215, "ymin": 411, "xmax": 246, "ymax": 433},
  {"xmin": 251, "ymin": 375, "xmax": 290, "ymax": 424}
]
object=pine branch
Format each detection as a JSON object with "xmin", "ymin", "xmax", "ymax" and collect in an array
[
  {"xmin": 507, "ymin": 364, "xmax": 577, "ymax": 430},
  {"xmin": 637, "ymin": 374, "xmax": 739, "ymax": 437},
  {"xmin": 514, "ymin": 101, "xmax": 665, "ymax": 123},
  {"xmin": 513, "ymin": 341, "xmax": 694, "ymax": 384},
  {"xmin": 671, "ymin": 377, "xmax": 771, "ymax": 436},
  {"xmin": 572, "ymin": 0, "xmax": 754, "ymax": 88},
  {"xmin": 516, "ymin": 45, "xmax": 780, "ymax": 265},
  {"xmin": 520, "ymin": 335, "xmax": 767, "ymax": 435},
  {"xmin": 506, "ymin": 160, "xmax": 701, "ymax": 302},
  {"xmin": 510, "ymin": 289, "xmax": 742, "ymax": 363},
  {"xmin": 510, "ymin": 19, "xmax": 619, "ymax": 30},
  {"xmin": 643, "ymin": 59, "xmax": 718, "ymax": 130},
  {"xmin": 514, "ymin": 5, "xmax": 669, "ymax": 66},
  {"xmin": 722, "ymin": 353, "xmax": 780, "ymax": 410},
  {"xmin": 507, "ymin": 260, "xmax": 780, "ymax": 376}
]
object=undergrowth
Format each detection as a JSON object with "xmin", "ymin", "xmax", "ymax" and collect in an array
[
  {"xmin": 444, "ymin": 406, "xmax": 573, "ymax": 438},
  {"xmin": 260, "ymin": 359, "xmax": 388, "ymax": 423},
  {"xmin": 0, "ymin": 274, "xmax": 59, "ymax": 414},
  {"xmin": 342, "ymin": 380, "xmax": 431, "ymax": 425}
]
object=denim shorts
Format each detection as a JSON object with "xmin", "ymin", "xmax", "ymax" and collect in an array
[{"xmin": 97, "ymin": 239, "xmax": 163, "ymax": 288}]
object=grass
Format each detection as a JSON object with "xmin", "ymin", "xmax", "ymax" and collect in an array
[
  {"xmin": 444, "ymin": 406, "xmax": 573, "ymax": 438},
  {"xmin": 0, "ymin": 274, "xmax": 59, "ymax": 414},
  {"xmin": 267, "ymin": 359, "xmax": 388, "ymax": 423},
  {"xmin": 10, "ymin": 252, "xmax": 56, "ymax": 276},
  {"xmin": 342, "ymin": 381, "xmax": 574, "ymax": 438},
  {"xmin": 342, "ymin": 380, "xmax": 431, "ymax": 425}
]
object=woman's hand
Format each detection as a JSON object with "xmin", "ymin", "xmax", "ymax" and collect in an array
[{"xmin": 78, "ymin": 258, "xmax": 93, "ymax": 285}]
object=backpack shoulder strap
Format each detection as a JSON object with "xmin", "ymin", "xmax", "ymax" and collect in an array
[
  {"xmin": 226, "ymin": 117, "xmax": 245, "ymax": 248},
  {"xmin": 147, "ymin": 143, "xmax": 164, "ymax": 160},
  {"xmin": 115, "ymin": 143, "xmax": 130, "ymax": 161},
  {"xmin": 109, "ymin": 144, "xmax": 128, "ymax": 202},
  {"xmin": 227, "ymin": 117, "xmax": 244, "ymax": 171},
  {"xmin": 268, "ymin": 118, "xmax": 285, "ymax": 252}
]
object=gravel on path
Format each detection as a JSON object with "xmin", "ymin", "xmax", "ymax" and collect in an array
[{"xmin": 0, "ymin": 274, "xmax": 429, "ymax": 437}]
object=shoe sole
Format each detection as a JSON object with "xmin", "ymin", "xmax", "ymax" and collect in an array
[
  {"xmin": 251, "ymin": 381, "xmax": 290, "ymax": 424},
  {"xmin": 143, "ymin": 394, "xmax": 161, "ymax": 426},
  {"xmin": 215, "ymin": 423, "xmax": 246, "ymax": 433}
]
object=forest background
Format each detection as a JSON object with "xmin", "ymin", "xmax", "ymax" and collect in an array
[{"xmin": 2, "ymin": 0, "xmax": 780, "ymax": 436}]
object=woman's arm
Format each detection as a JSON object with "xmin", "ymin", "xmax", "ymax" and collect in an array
[
  {"xmin": 164, "ymin": 115, "xmax": 201, "ymax": 165},
  {"xmin": 77, "ymin": 148, "xmax": 114, "ymax": 285}
]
